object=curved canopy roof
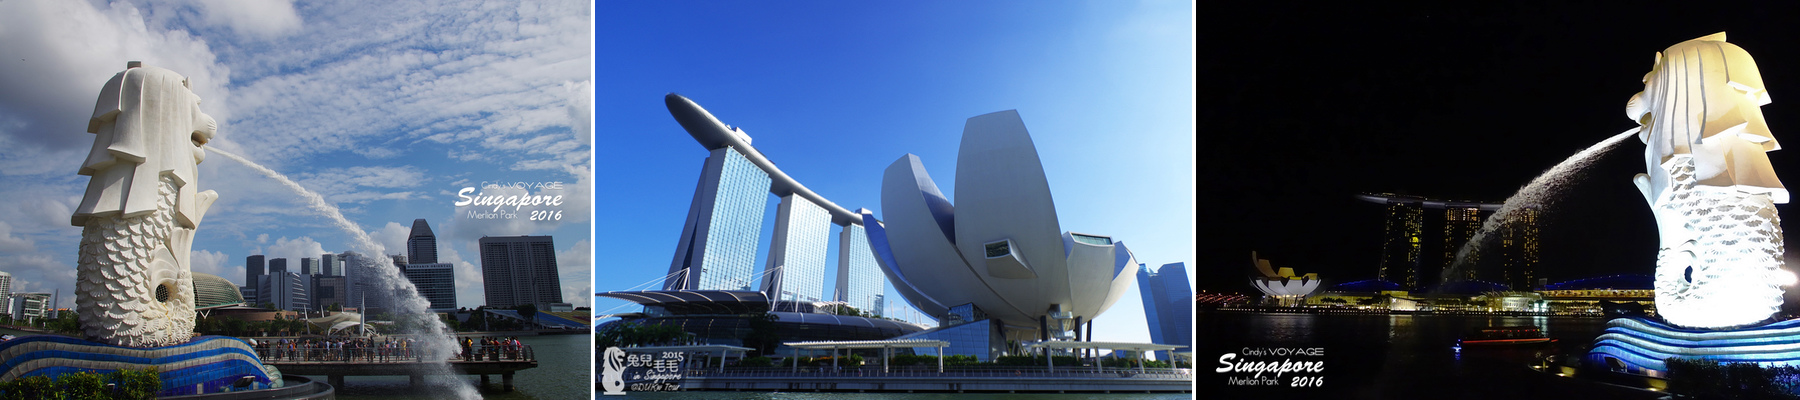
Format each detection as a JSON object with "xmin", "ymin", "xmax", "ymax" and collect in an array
[
  {"xmin": 192, "ymin": 272, "xmax": 244, "ymax": 310},
  {"xmin": 595, "ymin": 290, "xmax": 772, "ymax": 315}
]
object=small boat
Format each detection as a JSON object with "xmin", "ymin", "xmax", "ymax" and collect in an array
[{"xmin": 1458, "ymin": 326, "xmax": 1556, "ymax": 346}]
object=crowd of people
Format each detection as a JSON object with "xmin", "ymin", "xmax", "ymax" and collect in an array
[{"xmin": 248, "ymin": 336, "xmax": 530, "ymax": 362}]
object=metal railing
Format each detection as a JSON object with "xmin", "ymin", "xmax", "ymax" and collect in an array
[
  {"xmin": 253, "ymin": 344, "xmax": 534, "ymax": 363},
  {"xmin": 679, "ymin": 366, "xmax": 1193, "ymax": 380}
]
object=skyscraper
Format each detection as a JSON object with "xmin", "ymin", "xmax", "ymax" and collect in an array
[
  {"xmin": 245, "ymin": 255, "xmax": 265, "ymax": 300},
  {"xmin": 320, "ymin": 253, "xmax": 339, "ymax": 277},
  {"xmin": 407, "ymin": 219, "xmax": 438, "ymax": 264},
  {"xmin": 402, "ymin": 263, "xmax": 456, "ymax": 311},
  {"xmin": 1379, "ymin": 201, "xmax": 1424, "ymax": 289},
  {"xmin": 761, "ymin": 194, "xmax": 830, "ymax": 307},
  {"xmin": 665, "ymin": 146, "xmax": 772, "ymax": 291},
  {"xmin": 312, "ymin": 275, "xmax": 347, "ymax": 311},
  {"xmin": 1499, "ymin": 207, "xmax": 1541, "ymax": 290},
  {"xmin": 836, "ymin": 220, "xmax": 885, "ymax": 316},
  {"xmin": 300, "ymin": 257, "xmax": 318, "ymax": 276},
  {"xmin": 0, "ymin": 271, "xmax": 12, "ymax": 314},
  {"xmin": 258, "ymin": 271, "xmax": 309, "ymax": 312},
  {"xmin": 1137, "ymin": 262, "xmax": 1193, "ymax": 362},
  {"xmin": 479, "ymin": 235, "xmax": 564, "ymax": 309}
]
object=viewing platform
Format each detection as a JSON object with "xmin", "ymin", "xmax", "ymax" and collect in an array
[{"xmin": 256, "ymin": 345, "xmax": 537, "ymax": 390}]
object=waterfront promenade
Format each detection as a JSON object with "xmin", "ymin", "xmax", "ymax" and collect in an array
[
  {"xmin": 661, "ymin": 366, "xmax": 1192, "ymax": 393},
  {"xmin": 254, "ymin": 343, "xmax": 537, "ymax": 390}
]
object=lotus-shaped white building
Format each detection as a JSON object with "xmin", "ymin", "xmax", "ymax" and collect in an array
[
  {"xmin": 863, "ymin": 110, "xmax": 1139, "ymax": 340},
  {"xmin": 1250, "ymin": 252, "xmax": 1319, "ymax": 306}
]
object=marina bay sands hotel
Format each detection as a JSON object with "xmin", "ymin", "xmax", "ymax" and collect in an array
[{"xmin": 659, "ymin": 93, "xmax": 887, "ymax": 315}]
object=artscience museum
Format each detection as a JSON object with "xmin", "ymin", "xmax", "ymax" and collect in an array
[{"xmin": 863, "ymin": 109, "xmax": 1142, "ymax": 355}]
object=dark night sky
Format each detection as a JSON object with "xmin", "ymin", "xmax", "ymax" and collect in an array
[{"xmin": 1200, "ymin": 4, "xmax": 1800, "ymax": 295}]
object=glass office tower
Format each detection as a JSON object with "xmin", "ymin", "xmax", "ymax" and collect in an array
[
  {"xmin": 1138, "ymin": 262, "xmax": 1193, "ymax": 362},
  {"xmin": 666, "ymin": 146, "xmax": 773, "ymax": 291}
]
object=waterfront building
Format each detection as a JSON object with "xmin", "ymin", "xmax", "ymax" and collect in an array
[
  {"xmin": 1248, "ymin": 253, "xmax": 1320, "ymax": 306},
  {"xmin": 320, "ymin": 253, "xmax": 339, "ymax": 277},
  {"xmin": 649, "ymin": 94, "xmax": 1138, "ymax": 361},
  {"xmin": 1138, "ymin": 262, "xmax": 1193, "ymax": 361},
  {"xmin": 257, "ymin": 258, "xmax": 290, "ymax": 307},
  {"xmin": 1357, "ymin": 194, "xmax": 1538, "ymax": 290},
  {"xmin": 259, "ymin": 271, "xmax": 309, "ymax": 312},
  {"xmin": 479, "ymin": 235, "xmax": 563, "ymax": 310},
  {"xmin": 402, "ymin": 263, "xmax": 456, "ymax": 311},
  {"xmin": 596, "ymin": 290, "xmax": 925, "ymax": 357},
  {"xmin": 407, "ymin": 219, "xmax": 438, "ymax": 264},
  {"xmin": 312, "ymin": 275, "xmax": 348, "ymax": 311},
  {"xmin": 300, "ymin": 257, "xmax": 318, "ymax": 276},
  {"xmin": 665, "ymin": 145, "xmax": 771, "ymax": 291},
  {"xmin": 9, "ymin": 292, "xmax": 49, "ymax": 323},
  {"xmin": 192, "ymin": 273, "xmax": 246, "ymax": 310},
  {"xmin": 659, "ymin": 93, "xmax": 888, "ymax": 303},
  {"xmin": 0, "ymin": 271, "xmax": 12, "ymax": 314},
  {"xmin": 244, "ymin": 255, "xmax": 265, "ymax": 301},
  {"xmin": 340, "ymin": 251, "xmax": 381, "ymax": 311},
  {"xmin": 836, "ymin": 219, "xmax": 885, "ymax": 317},
  {"xmin": 762, "ymin": 194, "xmax": 830, "ymax": 309},
  {"xmin": 863, "ymin": 109, "xmax": 1140, "ymax": 357}
]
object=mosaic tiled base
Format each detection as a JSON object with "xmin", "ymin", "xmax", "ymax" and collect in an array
[
  {"xmin": 1587, "ymin": 317, "xmax": 1800, "ymax": 376},
  {"xmin": 0, "ymin": 335, "xmax": 281, "ymax": 396}
]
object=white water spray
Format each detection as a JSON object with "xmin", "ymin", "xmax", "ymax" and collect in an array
[
  {"xmin": 209, "ymin": 148, "xmax": 478, "ymax": 399},
  {"xmin": 1445, "ymin": 129, "xmax": 1640, "ymax": 285}
]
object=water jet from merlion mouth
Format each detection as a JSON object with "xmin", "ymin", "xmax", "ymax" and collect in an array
[
  {"xmin": 209, "ymin": 147, "xmax": 479, "ymax": 400},
  {"xmin": 1442, "ymin": 129, "xmax": 1638, "ymax": 287}
]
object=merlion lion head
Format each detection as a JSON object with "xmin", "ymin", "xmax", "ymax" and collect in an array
[
  {"xmin": 1627, "ymin": 33, "xmax": 1790, "ymax": 329},
  {"xmin": 75, "ymin": 61, "xmax": 216, "ymax": 228}
]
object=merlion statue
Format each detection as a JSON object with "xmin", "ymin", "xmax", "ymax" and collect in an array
[
  {"xmin": 71, "ymin": 62, "xmax": 217, "ymax": 347},
  {"xmin": 1628, "ymin": 33, "xmax": 1787, "ymax": 329}
]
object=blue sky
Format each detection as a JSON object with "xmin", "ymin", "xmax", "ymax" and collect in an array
[
  {"xmin": 597, "ymin": 1, "xmax": 1195, "ymax": 346},
  {"xmin": 0, "ymin": 0, "xmax": 593, "ymax": 310}
]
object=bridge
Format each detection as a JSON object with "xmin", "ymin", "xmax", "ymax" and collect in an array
[{"xmin": 256, "ymin": 345, "xmax": 537, "ymax": 391}]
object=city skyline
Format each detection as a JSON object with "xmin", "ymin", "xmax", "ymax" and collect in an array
[
  {"xmin": 0, "ymin": 1, "xmax": 595, "ymax": 311},
  {"xmin": 598, "ymin": 1, "xmax": 1195, "ymax": 345},
  {"xmin": 1202, "ymin": 4, "xmax": 1800, "ymax": 303}
]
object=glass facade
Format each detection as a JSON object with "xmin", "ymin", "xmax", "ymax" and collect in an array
[
  {"xmin": 766, "ymin": 195, "xmax": 830, "ymax": 304},
  {"xmin": 1071, "ymin": 233, "xmax": 1112, "ymax": 246},
  {"xmin": 837, "ymin": 223, "xmax": 886, "ymax": 316},
  {"xmin": 697, "ymin": 147, "xmax": 772, "ymax": 291},
  {"xmin": 894, "ymin": 318, "xmax": 1003, "ymax": 361},
  {"xmin": 1137, "ymin": 262, "xmax": 1193, "ymax": 361},
  {"xmin": 984, "ymin": 240, "xmax": 1010, "ymax": 258},
  {"xmin": 479, "ymin": 235, "xmax": 564, "ymax": 309},
  {"xmin": 403, "ymin": 262, "xmax": 457, "ymax": 310}
]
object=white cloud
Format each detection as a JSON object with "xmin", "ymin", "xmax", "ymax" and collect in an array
[
  {"xmin": 189, "ymin": 249, "xmax": 237, "ymax": 284},
  {"xmin": 0, "ymin": 221, "xmax": 36, "ymax": 253},
  {"xmin": 557, "ymin": 239, "xmax": 590, "ymax": 308},
  {"xmin": 444, "ymin": 244, "xmax": 485, "ymax": 309},
  {"xmin": 371, "ymin": 221, "xmax": 411, "ymax": 258},
  {"xmin": 257, "ymin": 236, "xmax": 327, "ymax": 264},
  {"xmin": 294, "ymin": 166, "xmax": 428, "ymax": 204},
  {"xmin": 184, "ymin": 0, "xmax": 304, "ymax": 39},
  {"xmin": 0, "ymin": 0, "xmax": 231, "ymax": 176}
]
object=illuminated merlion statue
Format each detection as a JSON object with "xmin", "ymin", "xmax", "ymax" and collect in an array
[
  {"xmin": 1628, "ymin": 33, "xmax": 1787, "ymax": 329},
  {"xmin": 71, "ymin": 62, "xmax": 217, "ymax": 347}
]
